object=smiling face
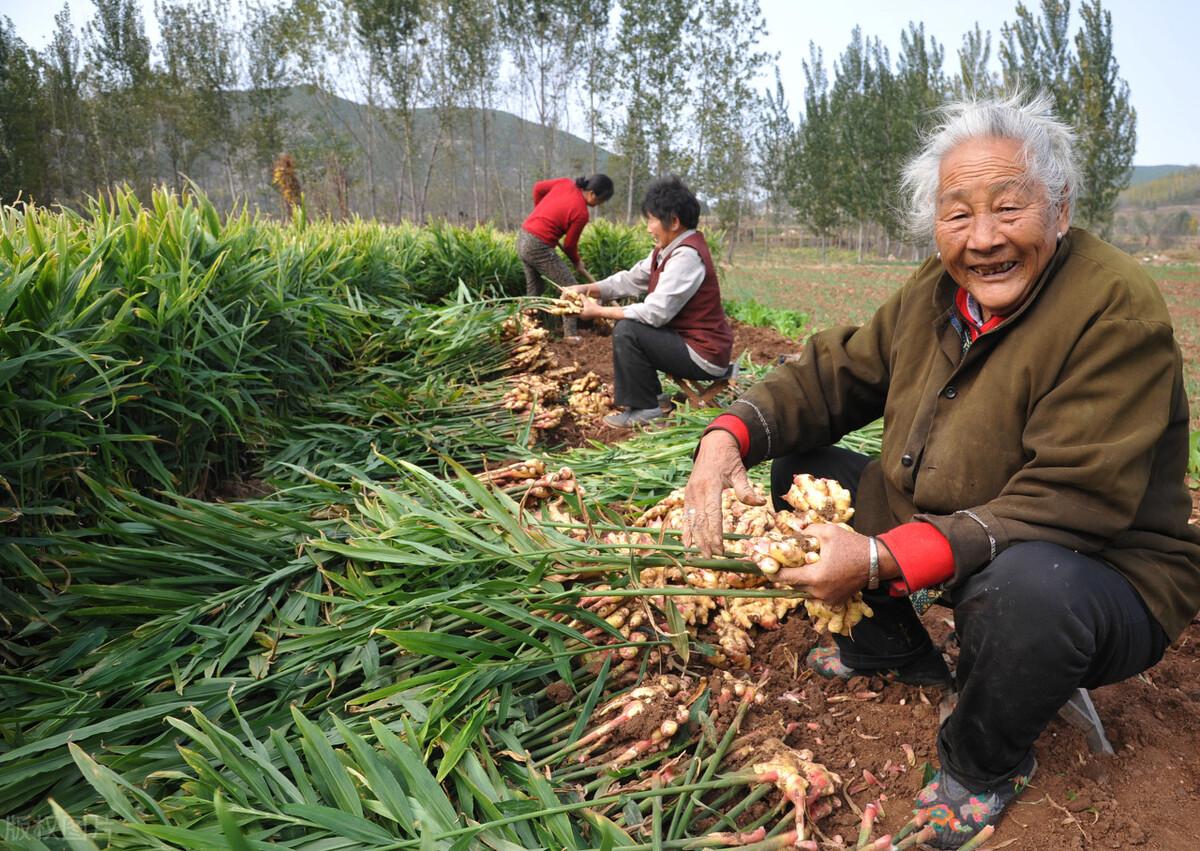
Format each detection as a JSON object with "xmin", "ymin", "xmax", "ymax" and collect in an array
[
  {"xmin": 934, "ymin": 136, "xmax": 1070, "ymax": 320},
  {"xmin": 645, "ymin": 213, "xmax": 684, "ymax": 250}
]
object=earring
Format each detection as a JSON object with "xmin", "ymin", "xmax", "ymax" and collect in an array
[
  {"xmin": 1056, "ymin": 231, "xmax": 1063, "ymax": 241},
  {"xmin": 936, "ymin": 251, "xmax": 942, "ymax": 260}
]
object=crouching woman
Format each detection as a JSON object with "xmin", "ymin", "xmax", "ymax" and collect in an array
[
  {"xmin": 681, "ymin": 93, "xmax": 1200, "ymax": 848},
  {"xmin": 567, "ymin": 176, "xmax": 734, "ymax": 428}
]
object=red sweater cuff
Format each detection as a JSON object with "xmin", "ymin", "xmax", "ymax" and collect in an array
[
  {"xmin": 877, "ymin": 522, "xmax": 955, "ymax": 595},
  {"xmin": 704, "ymin": 414, "xmax": 749, "ymax": 457}
]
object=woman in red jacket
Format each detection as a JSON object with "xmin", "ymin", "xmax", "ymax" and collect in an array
[{"xmin": 517, "ymin": 174, "xmax": 613, "ymax": 336}]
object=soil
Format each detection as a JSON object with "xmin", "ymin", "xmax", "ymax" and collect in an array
[{"xmin": 540, "ymin": 321, "xmax": 1200, "ymax": 851}]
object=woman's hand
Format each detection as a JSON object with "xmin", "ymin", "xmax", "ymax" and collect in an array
[
  {"xmin": 683, "ymin": 430, "xmax": 764, "ymax": 557},
  {"xmin": 773, "ymin": 524, "xmax": 870, "ymax": 606},
  {"xmin": 577, "ymin": 295, "xmax": 604, "ymax": 320}
]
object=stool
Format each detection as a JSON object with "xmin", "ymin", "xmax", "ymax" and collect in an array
[
  {"xmin": 1058, "ymin": 688, "xmax": 1115, "ymax": 754},
  {"xmin": 669, "ymin": 364, "xmax": 739, "ymax": 408}
]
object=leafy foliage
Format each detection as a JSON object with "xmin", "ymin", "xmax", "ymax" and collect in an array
[
  {"xmin": 0, "ymin": 187, "xmax": 888, "ymax": 847},
  {"xmin": 724, "ymin": 297, "xmax": 809, "ymax": 339}
]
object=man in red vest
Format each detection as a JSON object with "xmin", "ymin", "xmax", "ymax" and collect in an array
[{"xmin": 567, "ymin": 176, "xmax": 734, "ymax": 428}]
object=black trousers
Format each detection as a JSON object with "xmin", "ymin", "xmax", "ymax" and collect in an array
[
  {"xmin": 611, "ymin": 318, "xmax": 722, "ymax": 410},
  {"xmin": 772, "ymin": 447, "xmax": 1170, "ymax": 791}
]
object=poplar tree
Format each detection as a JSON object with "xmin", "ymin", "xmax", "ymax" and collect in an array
[
  {"xmin": 610, "ymin": 0, "xmax": 689, "ymax": 221},
  {"xmin": 441, "ymin": 0, "xmax": 499, "ymax": 220},
  {"xmin": 243, "ymin": 0, "xmax": 292, "ymax": 197},
  {"xmin": 689, "ymin": 0, "xmax": 770, "ymax": 243},
  {"xmin": 999, "ymin": 0, "xmax": 1073, "ymax": 119},
  {"xmin": 888, "ymin": 23, "xmax": 946, "ymax": 242},
  {"xmin": 41, "ymin": 7, "xmax": 92, "ymax": 199},
  {"xmin": 954, "ymin": 23, "xmax": 998, "ymax": 99},
  {"xmin": 84, "ymin": 0, "xmax": 155, "ymax": 191},
  {"xmin": 790, "ymin": 44, "xmax": 841, "ymax": 255},
  {"xmin": 755, "ymin": 66, "xmax": 795, "ymax": 219},
  {"xmin": 349, "ymin": 0, "xmax": 430, "ymax": 218},
  {"xmin": 1070, "ymin": 0, "xmax": 1134, "ymax": 235},
  {"xmin": 0, "ymin": 18, "xmax": 48, "ymax": 201},
  {"xmin": 499, "ymin": 0, "xmax": 576, "ymax": 176},
  {"xmin": 571, "ymin": 0, "xmax": 611, "ymax": 176}
]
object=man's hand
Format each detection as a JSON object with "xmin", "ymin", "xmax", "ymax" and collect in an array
[
  {"xmin": 773, "ymin": 524, "xmax": 870, "ymax": 606},
  {"xmin": 683, "ymin": 430, "xmax": 764, "ymax": 557}
]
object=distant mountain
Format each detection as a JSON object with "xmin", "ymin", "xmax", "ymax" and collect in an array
[
  {"xmin": 1119, "ymin": 166, "xmax": 1200, "ymax": 209},
  {"xmin": 191, "ymin": 86, "xmax": 617, "ymax": 223},
  {"xmin": 1127, "ymin": 165, "xmax": 1196, "ymax": 187}
]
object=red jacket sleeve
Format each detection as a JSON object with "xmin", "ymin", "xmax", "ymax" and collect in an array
[
  {"xmin": 878, "ymin": 522, "xmax": 955, "ymax": 594},
  {"xmin": 560, "ymin": 213, "xmax": 587, "ymax": 265},
  {"xmin": 704, "ymin": 413, "xmax": 751, "ymax": 456},
  {"xmin": 532, "ymin": 179, "xmax": 554, "ymax": 206}
]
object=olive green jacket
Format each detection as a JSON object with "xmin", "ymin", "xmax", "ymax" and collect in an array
[{"xmin": 728, "ymin": 229, "xmax": 1200, "ymax": 640}]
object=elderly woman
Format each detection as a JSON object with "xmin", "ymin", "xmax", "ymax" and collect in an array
[{"xmin": 683, "ymin": 94, "xmax": 1200, "ymax": 849}]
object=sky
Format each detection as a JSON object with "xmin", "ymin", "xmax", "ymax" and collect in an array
[{"xmin": 4, "ymin": 0, "xmax": 1197, "ymax": 166}]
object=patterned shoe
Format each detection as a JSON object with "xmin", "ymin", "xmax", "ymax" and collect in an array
[
  {"xmin": 806, "ymin": 644, "xmax": 953, "ymax": 687},
  {"xmin": 914, "ymin": 753, "xmax": 1037, "ymax": 849}
]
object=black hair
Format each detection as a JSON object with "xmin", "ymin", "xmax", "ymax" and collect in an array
[
  {"xmin": 640, "ymin": 176, "xmax": 701, "ymax": 230},
  {"xmin": 575, "ymin": 173, "xmax": 614, "ymax": 202}
]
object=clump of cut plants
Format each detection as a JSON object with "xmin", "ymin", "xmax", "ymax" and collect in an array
[{"xmin": 498, "ymin": 313, "xmax": 617, "ymax": 441}]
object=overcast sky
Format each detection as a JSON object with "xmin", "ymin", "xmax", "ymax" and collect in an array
[{"xmin": 4, "ymin": 0, "xmax": 1196, "ymax": 166}]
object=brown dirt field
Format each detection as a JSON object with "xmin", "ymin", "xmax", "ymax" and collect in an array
[{"xmin": 545, "ymin": 321, "xmax": 1200, "ymax": 851}]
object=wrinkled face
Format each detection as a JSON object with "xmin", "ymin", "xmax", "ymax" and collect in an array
[
  {"xmin": 645, "ymin": 213, "xmax": 683, "ymax": 250},
  {"xmin": 934, "ymin": 136, "xmax": 1070, "ymax": 319}
]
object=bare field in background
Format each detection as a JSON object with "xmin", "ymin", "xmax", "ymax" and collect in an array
[{"xmin": 721, "ymin": 245, "xmax": 1200, "ymax": 429}]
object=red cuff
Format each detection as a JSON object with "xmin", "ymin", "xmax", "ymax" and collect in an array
[
  {"xmin": 704, "ymin": 414, "xmax": 749, "ymax": 457},
  {"xmin": 878, "ymin": 522, "xmax": 955, "ymax": 595}
]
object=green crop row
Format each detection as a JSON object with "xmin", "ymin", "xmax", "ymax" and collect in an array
[
  {"xmin": 2, "ymin": 187, "xmax": 891, "ymax": 850},
  {"xmin": 723, "ymin": 296, "xmax": 810, "ymax": 339}
]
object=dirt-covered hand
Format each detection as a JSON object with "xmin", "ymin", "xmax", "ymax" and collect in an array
[
  {"xmin": 683, "ymin": 430, "xmax": 764, "ymax": 557},
  {"xmin": 773, "ymin": 523, "xmax": 870, "ymax": 606}
]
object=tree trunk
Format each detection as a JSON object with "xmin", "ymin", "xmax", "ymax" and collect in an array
[
  {"xmin": 404, "ymin": 112, "xmax": 418, "ymax": 220},
  {"xmin": 364, "ymin": 104, "xmax": 378, "ymax": 219},
  {"xmin": 469, "ymin": 107, "xmax": 480, "ymax": 223},
  {"xmin": 626, "ymin": 156, "xmax": 636, "ymax": 224}
]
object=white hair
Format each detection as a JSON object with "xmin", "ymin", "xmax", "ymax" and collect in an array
[{"xmin": 900, "ymin": 91, "xmax": 1079, "ymax": 242}]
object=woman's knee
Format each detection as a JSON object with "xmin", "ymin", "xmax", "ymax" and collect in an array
[
  {"xmin": 957, "ymin": 541, "xmax": 1076, "ymax": 604},
  {"xmin": 953, "ymin": 542, "xmax": 1101, "ymax": 647},
  {"xmin": 612, "ymin": 319, "xmax": 638, "ymax": 347}
]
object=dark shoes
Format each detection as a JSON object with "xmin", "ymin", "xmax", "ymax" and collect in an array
[
  {"xmin": 806, "ymin": 644, "xmax": 953, "ymax": 687},
  {"xmin": 914, "ymin": 752, "xmax": 1037, "ymax": 849}
]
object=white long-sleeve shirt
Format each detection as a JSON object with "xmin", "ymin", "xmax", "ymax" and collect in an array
[{"xmin": 594, "ymin": 229, "xmax": 727, "ymax": 376}]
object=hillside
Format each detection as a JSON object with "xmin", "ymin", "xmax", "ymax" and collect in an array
[
  {"xmin": 1127, "ymin": 164, "xmax": 1196, "ymax": 187},
  {"xmin": 192, "ymin": 86, "xmax": 616, "ymax": 223},
  {"xmin": 1119, "ymin": 165, "xmax": 1200, "ymax": 209}
]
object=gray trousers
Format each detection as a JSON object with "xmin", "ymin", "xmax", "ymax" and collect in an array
[
  {"xmin": 517, "ymin": 229, "xmax": 577, "ymax": 336},
  {"xmin": 612, "ymin": 319, "xmax": 725, "ymax": 410}
]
